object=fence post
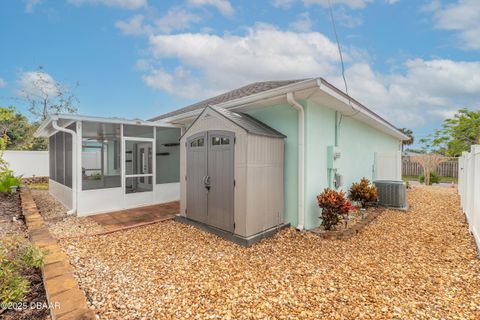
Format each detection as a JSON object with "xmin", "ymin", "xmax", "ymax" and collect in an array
[{"xmin": 471, "ymin": 146, "xmax": 480, "ymax": 252}]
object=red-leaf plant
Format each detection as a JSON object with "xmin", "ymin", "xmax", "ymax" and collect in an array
[{"xmin": 317, "ymin": 188, "xmax": 354, "ymax": 230}]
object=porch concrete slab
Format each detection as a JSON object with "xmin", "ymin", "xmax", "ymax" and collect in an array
[{"xmin": 89, "ymin": 201, "xmax": 179, "ymax": 232}]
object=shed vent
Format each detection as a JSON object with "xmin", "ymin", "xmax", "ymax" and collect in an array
[{"xmin": 373, "ymin": 180, "xmax": 408, "ymax": 210}]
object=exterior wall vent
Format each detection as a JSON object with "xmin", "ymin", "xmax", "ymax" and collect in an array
[{"xmin": 373, "ymin": 180, "xmax": 408, "ymax": 210}]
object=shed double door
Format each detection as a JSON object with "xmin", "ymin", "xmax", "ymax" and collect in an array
[{"xmin": 186, "ymin": 131, "xmax": 235, "ymax": 232}]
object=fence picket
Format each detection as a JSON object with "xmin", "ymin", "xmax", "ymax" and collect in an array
[{"xmin": 458, "ymin": 146, "xmax": 480, "ymax": 255}]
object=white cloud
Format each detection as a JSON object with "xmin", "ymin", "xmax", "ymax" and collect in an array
[
  {"xmin": 336, "ymin": 59, "xmax": 480, "ymax": 126},
  {"xmin": 187, "ymin": 0, "xmax": 234, "ymax": 16},
  {"xmin": 115, "ymin": 14, "xmax": 151, "ymax": 36},
  {"xmin": 138, "ymin": 23, "xmax": 480, "ymax": 127},
  {"xmin": 304, "ymin": 0, "xmax": 373, "ymax": 9},
  {"xmin": 429, "ymin": 0, "xmax": 480, "ymax": 50},
  {"xmin": 274, "ymin": 0, "xmax": 398, "ymax": 9},
  {"xmin": 155, "ymin": 7, "xmax": 201, "ymax": 34},
  {"xmin": 25, "ymin": 0, "xmax": 42, "ymax": 13},
  {"xmin": 18, "ymin": 71, "xmax": 60, "ymax": 98},
  {"xmin": 116, "ymin": 9, "xmax": 201, "ymax": 36},
  {"xmin": 271, "ymin": 0, "xmax": 296, "ymax": 8},
  {"xmin": 289, "ymin": 12, "xmax": 313, "ymax": 32},
  {"xmin": 144, "ymin": 24, "xmax": 341, "ymax": 98},
  {"xmin": 0, "ymin": 78, "xmax": 6, "ymax": 88},
  {"xmin": 68, "ymin": 0, "xmax": 147, "ymax": 9}
]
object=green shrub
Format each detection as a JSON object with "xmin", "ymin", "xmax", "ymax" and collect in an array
[
  {"xmin": 348, "ymin": 178, "xmax": 379, "ymax": 208},
  {"xmin": 317, "ymin": 188, "xmax": 353, "ymax": 230},
  {"xmin": 0, "ymin": 170, "xmax": 22, "ymax": 193},
  {"xmin": 419, "ymin": 172, "xmax": 440, "ymax": 185},
  {"xmin": 0, "ymin": 236, "xmax": 45, "ymax": 304}
]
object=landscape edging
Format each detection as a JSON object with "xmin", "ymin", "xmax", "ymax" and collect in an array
[{"xmin": 20, "ymin": 188, "xmax": 95, "ymax": 320}]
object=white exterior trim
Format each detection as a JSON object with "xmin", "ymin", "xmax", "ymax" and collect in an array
[{"xmin": 155, "ymin": 77, "xmax": 409, "ymax": 141}]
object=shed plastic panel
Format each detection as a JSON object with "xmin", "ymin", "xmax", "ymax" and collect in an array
[
  {"xmin": 180, "ymin": 107, "xmax": 285, "ymax": 240},
  {"xmin": 245, "ymin": 135, "xmax": 284, "ymax": 236},
  {"xmin": 180, "ymin": 108, "xmax": 248, "ymax": 236}
]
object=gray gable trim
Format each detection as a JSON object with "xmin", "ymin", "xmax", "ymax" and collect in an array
[
  {"xmin": 180, "ymin": 106, "xmax": 287, "ymax": 140},
  {"xmin": 152, "ymin": 79, "xmax": 309, "ymax": 121}
]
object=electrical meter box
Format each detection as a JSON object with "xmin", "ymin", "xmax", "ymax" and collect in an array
[{"xmin": 327, "ymin": 146, "xmax": 341, "ymax": 169}]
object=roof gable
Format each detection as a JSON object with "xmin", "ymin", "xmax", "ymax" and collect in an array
[{"xmin": 181, "ymin": 106, "xmax": 286, "ymax": 140}]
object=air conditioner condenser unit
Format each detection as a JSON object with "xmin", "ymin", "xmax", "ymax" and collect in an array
[{"xmin": 373, "ymin": 180, "xmax": 408, "ymax": 210}]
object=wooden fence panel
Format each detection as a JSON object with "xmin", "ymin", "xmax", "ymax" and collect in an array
[{"xmin": 402, "ymin": 156, "xmax": 459, "ymax": 178}]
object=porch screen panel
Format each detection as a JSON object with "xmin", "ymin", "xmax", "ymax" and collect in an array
[
  {"xmin": 49, "ymin": 135, "xmax": 56, "ymax": 181},
  {"xmin": 123, "ymin": 125, "xmax": 154, "ymax": 138},
  {"xmin": 82, "ymin": 121, "xmax": 121, "ymax": 190},
  {"xmin": 155, "ymin": 127, "xmax": 181, "ymax": 184},
  {"xmin": 55, "ymin": 132, "xmax": 65, "ymax": 185},
  {"xmin": 64, "ymin": 123, "xmax": 76, "ymax": 188}
]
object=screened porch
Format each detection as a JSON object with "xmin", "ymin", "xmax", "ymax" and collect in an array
[{"xmin": 36, "ymin": 114, "xmax": 181, "ymax": 216}]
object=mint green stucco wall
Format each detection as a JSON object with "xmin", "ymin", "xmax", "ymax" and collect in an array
[
  {"xmin": 336, "ymin": 115, "xmax": 400, "ymax": 195},
  {"xmin": 246, "ymin": 104, "xmax": 299, "ymax": 227},
  {"xmin": 304, "ymin": 100, "xmax": 336, "ymax": 229},
  {"xmin": 245, "ymin": 100, "xmax": 400, "ymax": 230},
  {"xmin": 303, "ymin": 100, "xmax": 401, "ymax": 229}
]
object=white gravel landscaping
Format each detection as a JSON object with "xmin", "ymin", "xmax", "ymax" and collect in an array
[
  {"xmin": 31, "ymin": 189, "xmax": 105, "ymax": 239},
  {"xmin": 59, "ymin": 187, "xmax": 480, "ymax": 319}
]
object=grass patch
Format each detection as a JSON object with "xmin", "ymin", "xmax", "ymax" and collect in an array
[{"xmin": 27, "ymin": 183, "xmax": 49, "ymax": 190}]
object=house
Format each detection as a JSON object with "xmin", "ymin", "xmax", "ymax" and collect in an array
[{"xmin": 35, "ymin": 77, "xmax": 408, "ymax": 241}]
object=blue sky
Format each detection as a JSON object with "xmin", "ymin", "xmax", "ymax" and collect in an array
[{"xmin": 1, "ymin": 0, "xmax": 479, "ymax": 142}]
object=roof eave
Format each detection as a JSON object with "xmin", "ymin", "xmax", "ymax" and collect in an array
[
  {"xmin": 156, "ymin": 78, "xmax": 319, "ymax": 124},
  {"xmin": 156, "ymin": 78, "xmax": 408, "ymax": 141}
]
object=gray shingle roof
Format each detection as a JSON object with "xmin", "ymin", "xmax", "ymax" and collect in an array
[{"xmin": 151, "ymin": 79, "xmax": 309, "ymax": 121}]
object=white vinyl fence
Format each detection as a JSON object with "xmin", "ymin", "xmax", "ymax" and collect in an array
[
  {"xmin": 458, "ymin": 145, "xmax": 480, "ymax": 254},
  {"xmin": 2, "ymin": 150, "xmax": 49, "ymax": 177}
]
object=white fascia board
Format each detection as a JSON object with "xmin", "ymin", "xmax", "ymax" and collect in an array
[
  {"xmin": 35, "ymin": 113, "xmax": 180, "ymax": 137},
  {"xmin": 317, "ymin": 80, "xmax": 409, "ymax": 141},
  {"xmin": 157, "ymin": 78, "xmax": 408, "ymax": 141}
]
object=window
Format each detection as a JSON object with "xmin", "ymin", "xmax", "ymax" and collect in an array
[
  {"xmin": 212, "ymin": 136, "xmax": 230, "ymax": 145},
  {"xmin": 81, "ymin": 121, "xmax": 121, "ymax": 190},
  {"xmin": 156, "ymin": 127, "xmax": 180, "ymax": 184},
  {"xmin": 190, "ymin": 138, "xmax": 204, "ymax": 147}
]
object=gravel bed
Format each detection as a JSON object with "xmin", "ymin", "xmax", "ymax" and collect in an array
[
  {"xmin": 60, "ymin": 187, "xmax": 480, "ymax": 319},
  {"xmin": 31, "ymin": 189, "xmax": 104, "ymax": 239},
  {"xmin": 48, "ymin": 216, "xmax": 105, "ymax": 239},
  {"xmin": 30, "ymin": 189, "xmax": 68, "ymax": 221}
]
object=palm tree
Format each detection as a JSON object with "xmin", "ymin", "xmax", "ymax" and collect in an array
[{"xmin": 399, "ymin": 128, "xmax": 414, "ymax": 152}]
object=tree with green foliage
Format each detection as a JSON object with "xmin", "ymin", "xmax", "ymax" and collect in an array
[
  {"xmin": 432, "ymin": 108, "xmax": 480, "ymax": 156},
  {"xmin": 0, "ymin": 107, "xmax": 16, "ymax": 172},
  {"xmin": 399, "ymin": 128, "xmax": 414, "ymax": 152},
  {"xmin": 0, "ymin": 106, "xmax": 47, "ymax": 151}
]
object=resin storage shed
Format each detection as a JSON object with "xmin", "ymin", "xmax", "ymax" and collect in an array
[{"xmin": 177, "ymin": 106, "xmax": 287, "ymax": 246}]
